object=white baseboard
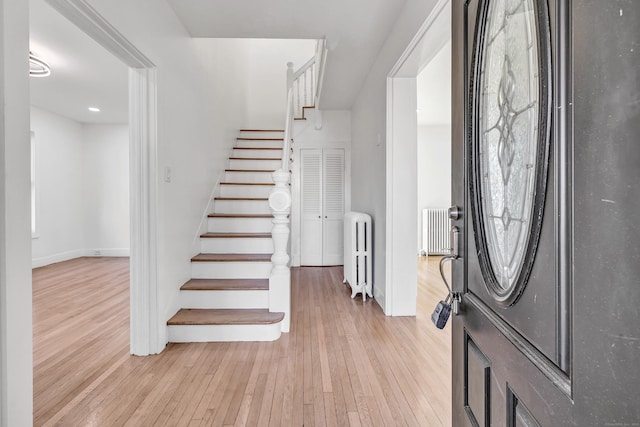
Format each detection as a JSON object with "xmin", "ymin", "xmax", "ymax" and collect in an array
[
  {"xmin": 32, "ymin": 248, "xmax": 130, "ymax": 268},
  {"xmin": 83, "ymin": 248, "xmax": 130, "ymax": 257},
  {"xmin": 32, "ymin": 249, "xmax": 84, "ymax": 268},
  {"xmin": 374, "ymin": 286, "xmax": 386, "ymax": 314},
  {"xmin": 291, "ymin": 255, "xmax": 301, "ymax": 267}
]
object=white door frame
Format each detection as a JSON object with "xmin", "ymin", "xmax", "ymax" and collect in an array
[
  {"xmin": 46, "ymin": 0, "xmax": 160, "ymax": 355},
  {"xmin": 385, "ymin": 0, "xmax": 451, "ymax": 315}
]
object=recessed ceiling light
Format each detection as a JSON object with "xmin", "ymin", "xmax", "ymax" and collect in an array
[{"xmin": 88, "ymin": 107, "xmax": 101, "ymax": 112}]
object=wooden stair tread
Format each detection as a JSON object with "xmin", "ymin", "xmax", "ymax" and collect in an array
[
  {"xmin": 240, "ymin": 129, "xmax": 284, "ymax": 132},
  {"xmin": 225, "ymin": 169, "xmax": 276, "ymax": 173},
  {"xmin": 168, "ymin": 309, "xmax": 284, "ymax": 325},
  {"xmin": 208, "ymin": 213, "xmax": 272, "ymax": 218},
  {"xmin": 180, "ymin": 278, "xmax": 269, "ymax": 291},
  {"xmin": 236, "ymin": 137, "xmax": 284, "ymax": 141},
  {"xmin": 229, "ymin": 157, "xmax": 281, "ymax": 161},
  {"xmin": 200, "ymin": 232, "xmax": 271, "ymax": 238},
  {"xmin": 214, "ymin": 197, "xmax": 268, "ymax": 201},
  {"xmin": 191, "ymin": 253, "xmax": 272, "ymax": 262},
  {"xmin": 233, "ymin": 147, "xmax": 282, "ymax": 150},
  {"xmin": 220, "ymin": 182, "xmax": 274, "ymax": 186}
]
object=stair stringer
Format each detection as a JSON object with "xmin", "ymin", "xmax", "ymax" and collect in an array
[{"xmin": 190, "ymin": 168, "xmax": 227, "ymax": 258}]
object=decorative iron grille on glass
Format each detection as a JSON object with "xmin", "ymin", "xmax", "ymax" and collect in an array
[{"xmin": 469, "ymin": 0, "xmax": 552, "ymax": 306}]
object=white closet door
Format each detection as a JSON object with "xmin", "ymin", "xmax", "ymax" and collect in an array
[
  {"xmin": 301, "ymin": 149, "xmax": 323, "ymax": 266},
  {"xmin": 300, "ymin": 148, "xmax": 346, "ymax": 266},
  {"xmin": 322, "ymin": 149, "xmax": 345, "ymax": 265}
]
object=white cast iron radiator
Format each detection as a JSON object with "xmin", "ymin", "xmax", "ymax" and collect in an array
[
  {"xmin": 343, "ymin": 212, "xmax": 373, "ymax": 301},
  {"xmin": 422, "ymin": 208, "xmax": 450, "ymax": 255}
]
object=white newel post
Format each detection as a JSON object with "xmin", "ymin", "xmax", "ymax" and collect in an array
[{"xmin": 269, "ymin": 169, "xmax": 292, "ymax": 333}]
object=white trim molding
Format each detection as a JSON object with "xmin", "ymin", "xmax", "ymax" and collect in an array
[
  {"xmin": 129, "ymin": 67, "xmax": 160, "ymax": 355},
  {"xmin": 44, "ymin": 0, "xmax": 154, "ymax": 68}
]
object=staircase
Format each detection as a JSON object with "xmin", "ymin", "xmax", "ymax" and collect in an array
[
  {"xmin": 166, "ymin": 40, "xmax": 326, "ymax": 343},
  {"xmin": 167, "ymin": 130, "xmax": 287, "ymax": 342}
]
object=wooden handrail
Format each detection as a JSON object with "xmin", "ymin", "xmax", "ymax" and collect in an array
[{"xmin": 292, "ymin": 56, "xmax": 316, "ymax": 80}]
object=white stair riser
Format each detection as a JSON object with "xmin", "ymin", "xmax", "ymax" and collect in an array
[
  {"xmin": 239, "ymin": 131, "xmax": 284, "ymax": 139},
  {"xmin": 179, "ymin": 289, "xmax": 268, "ymax": 309},
  {"xmin": 208, "ymin": 217, "xmax": 273, "ymax": 233},
  {"xmin": 224, "ymin": 171, "xmax": 274, "ymax": 183},
  {"xmin": 200, "ymin": 237, "xmax": 273, "ymax": 254},
  {"xmin": 229, "ymin": 159, "xmax": 281, "ymax": 170},
  {"xmin": 219, "ymin": 185, "xmax": 274, "ymax": 198},
  {"xmin": 235, "ymin": 140, "xmax": 283, "ymax": 149},
  {"xmin": 168, "ymin": 322, "xmax": 281, "ymax": 342},
  {"xmin": 232, "ymin": 149, "xmax": 283, "ymax": 159},
  {"xmin": 213, "ymin": 200, "xmax": 270, "ymax": 214},
  {"xmin": 191, "ymin": 261, "xmax": 272, "ymax": 279}
]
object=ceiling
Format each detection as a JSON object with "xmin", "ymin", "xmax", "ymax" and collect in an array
[
  {"xmin": 166, "ymin": 0, "xmax": 408, "ymax": 110},
  {"xmin": 29, "ymin": 0, "xmax": 410, "ymax": 123},
  {"xmin": 30, "ymin": 0, "xmax": 129, "ymax": 124}
]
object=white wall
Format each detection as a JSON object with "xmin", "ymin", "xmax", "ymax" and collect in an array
[
  {"xmin": 86, "ymin": 0, "xmax": 252, "ymax": 351},
  {"xmin": 82, "ymin": 124, "xmax": 129, "ymax": 254},
  {"xmin": 243, "ymin": 39, "xmax": 317, "ymax": 129},
  {"xmin": 417, "ymin": 125, "xmax": 451, "ymax": 250},
  {"xmin": 1, "ymin": 0, "xmax": 33, "ymax": 423},
  {"xmin": 31, "ymin": 107, "xmax": 85, "ymax": 264},
  {"xmin": 351, "ymin": 0, "xmax": 441, "ymax": 313},
  {"xmin": 30, "ymin": 107, "xmax": 129, "ymax": 267},
  {"xmin": 290, "ymin": 109, "xmax": 351, "ymax": 266}
]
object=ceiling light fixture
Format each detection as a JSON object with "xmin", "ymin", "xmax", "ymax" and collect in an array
[
  {"xmin": 88, "ymin": 107, "xmax": 101, "ymax": 112},
  {"xmin": 29, "ymin": 52, "xmax": 51, "ymax": 77}
]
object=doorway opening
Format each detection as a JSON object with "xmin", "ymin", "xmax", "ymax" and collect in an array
[
  {"xmin": 416, "ymin": 42, "xmax": 452, "ymax": 258},
  {"xmin": 385, "ymin": 0, "xmax": 451, "ymax": 316},
  {"xmin": 29, "ymin": 0, "xmax": 136, "ymax": 421},
  {"xmin": 29, "ymin": 0, "xmax": 158, "ymax": 357}
]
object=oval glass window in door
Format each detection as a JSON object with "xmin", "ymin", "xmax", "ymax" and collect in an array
[{"xmin": 471, "ymin": 0, "xmax": 551, "ymax": 306}]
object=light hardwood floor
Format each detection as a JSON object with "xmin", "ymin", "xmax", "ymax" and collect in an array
[{"xmin": 33, "ymin": 256, "xmax": 451, "ymax": 426}]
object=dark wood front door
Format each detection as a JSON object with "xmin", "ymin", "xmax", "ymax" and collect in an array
[{"xmin": 451, "ymin": 0, "xmax": 640, "ymax": 425}]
